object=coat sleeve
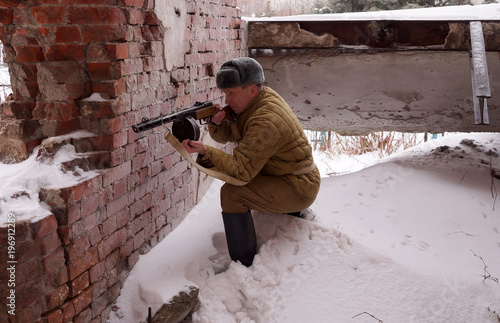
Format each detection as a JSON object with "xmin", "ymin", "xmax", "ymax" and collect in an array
[
  {"xmin": 204, "ymin": 114, "xmax": 284, "ymax": 182},
  {"xmin": 207, "ymin": 121, "xmax": 238, "ymax": 143}
]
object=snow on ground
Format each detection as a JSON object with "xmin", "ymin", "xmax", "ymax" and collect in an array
[{"xmin": 109, "ymin": 132, "xmax": 500, "ymax": 323}]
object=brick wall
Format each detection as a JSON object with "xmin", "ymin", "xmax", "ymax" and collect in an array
[{"xmin": 0, "ymin": 0, "xmax": 244, "ymax": 322}]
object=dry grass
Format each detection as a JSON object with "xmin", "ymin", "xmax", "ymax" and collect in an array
[{"xmin": 306, "ymin": 131, "xmax": 426, "ymax": 159}]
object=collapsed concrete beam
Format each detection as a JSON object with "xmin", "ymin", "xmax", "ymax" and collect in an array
[
  {"xmin": 247, "ymin": 21, "xmax": 500, "ymax": 50},
  {"xmin": 255, "ymin": 50, "xmax": 500, "ymax": 134}
]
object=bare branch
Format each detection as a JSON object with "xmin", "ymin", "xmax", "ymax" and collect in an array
[
  {"xmin": 445, "ymin": 231, "xmax": 473, "ymax": 236},
  {"xmin": 352, "ymin": 311, "xmax": 383, "ymax": 322},
  {"xmin": 470, "ymin": 249, "xmax": 499, "ymax": 283},
  {"xmin": 490, "ymin": 156, "xmax": 498, "ymax": 211}
]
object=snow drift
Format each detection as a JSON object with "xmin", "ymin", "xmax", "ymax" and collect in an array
[{"xmin": 109, "ymin": 132, "xmax": 500, "ymax": 323}]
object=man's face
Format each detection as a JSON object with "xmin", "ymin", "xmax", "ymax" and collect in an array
[{"xmin": 222, "ymin": 85, "xmax": 256, "ymax": 115}]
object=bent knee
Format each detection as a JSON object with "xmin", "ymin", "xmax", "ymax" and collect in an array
[{"xmin": 220, "ymin": 183, "xmax": 248, "ymax": 214}]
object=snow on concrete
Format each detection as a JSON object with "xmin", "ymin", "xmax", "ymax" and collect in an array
[{"xmin": 244, "ymin": 3, "xmax": 500, "ymax": 22}]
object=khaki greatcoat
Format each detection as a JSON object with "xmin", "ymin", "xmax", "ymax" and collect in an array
[{"xmin": 204, "ymin": 87, "xmax": 321, "ymax": 214}]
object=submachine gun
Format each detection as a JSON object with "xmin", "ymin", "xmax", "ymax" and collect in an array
[{"xmin": 132, "ymin": 101, "xmax": 232, "ymax": 142}]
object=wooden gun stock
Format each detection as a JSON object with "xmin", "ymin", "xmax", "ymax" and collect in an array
[{"xmin": 194, "ymin": 104, "xmax": 233, "ymax": 123}]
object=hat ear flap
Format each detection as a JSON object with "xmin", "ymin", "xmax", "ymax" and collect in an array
[{"xmin": 216, "ymin": 68, "xmax": 241, "ymax": 89}]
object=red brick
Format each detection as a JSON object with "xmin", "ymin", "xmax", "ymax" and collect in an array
[
  {"xmin": 46, "ymin": 265, "xmax": 69, "ymax": 288},
  {"xmin": 85, "ymin": 135, "xmax": 114, "ymax": 151},
  {"xmin": 106, "ymin": 281, "xmax": 122, "ymax": 303},
  {"xmin": 100, "ymin": 116, "xmax": 123, "ymax": 135},
  {"xmin": 119, "ymin": 237, "xmax": 134, "ymax": 259},
  {"xmin": 120, "ymin": 58, "xmax": 143, "ymax": 75},
  {"xmin": 112, "ymin": 178, "xmax": 127, "ymax": 199},
  {"xmin": 122, "ymin": 0, "xmax": 144, "ymax": 6},
  {"xmin": 58, "ymin": 226, "xmax": 71, "ymax": 246},
  {"xmin": 31, "ymin": 0, "xmax": 61, "ymax": 5},
  {"xmin": 72, "ymin": 287, "xmax": 93, "ymax": 314},
  {"xmin": 41, "ymin": 231, "xmax": 62, "ymax": 254},
  {"xmin": 133, "ymin": 230, "xmax": 147, "ymax": 250},
  {"xmin": 131, "ymin": 150, "xmax": 154, "ymax": 171},
  {"xmin": 104, "ymin": 249, "xmax": 120, "ymax": 270},
  {"xmin": 67, "ymin": 203, "xmax": 82, "ymax": 226},
  {"xmin": 16, "ymin": 298, "xmax": 46, "ymax": 323},
  {"xmin": 81, "ymin": 193, "xmax": 99, "ymax": 215},
  {"xmin": 46, "ymin": 44, "xmax": 86, "ymax": 61},
  {"xmin": 46, "ymin": 284, "xmax": 69, "ymax": 310},
  {"xmin": 88, "ymin": 225, "xmax": 102, "ymax": 246},
  {"xmin": 66, "ymin": 235, "xmax": 90, "ymax": 262},
  {"xmin": 31, "ymin": 6, "xmax": 65, "ymax": 24},
  {"xmin": 92, "ymin": 78, "xmax": 127, "ymax": 98},
  {"xmin": 155, "ymin": 213, "xmax": 167, "ymax": 230},
  {"xmin": 74, "ymin": 307, "xmax": 92, "ymax": 323},
  {"xmin": 33, "ymin": 102, "xmax": 80, "ymax": 121},
  {"xmin": 68, "ymin": 7, "xmax": 126, "ymax": 25},
  {"xmin": 43, "ymin": 248, "xmax": 66, "ymax": 273},
  {"xmin": 144, "ymin": 11, "xmax": 159, "ymax": 26},
  {"xmin": 0, "ymin": 8, "xmax": 13, "ymax": 24},
  {"xmin": 125, "ymin": 7, "xmax": 142, "ymax": 25},
  {"xmin": 81, "ymin": 24, "xmax": 130, "ymax": 42},
  {"xmin": 128, "ymin": 211, "xmax": 151, "ymax": 236},
  {"xmin": 23, "ymin": 80, "xmax": 40, "ymax": 98},
  {"xmin": 97, "ymin": 227, "xmax": 126, "ymax": 259},
  {"xmin": 55, "ymin": 26, "xmax": 81, "ymax": 43},
  {"xmin": 87, "ymin": 61, "xmax": 121, "ymax": 81},
  {"xmin": 80, "ymin": 211, "xmax": 102, "ymax": 234},
  {"xmin": 124, "ymin": 249, "xmax": 140, "ymax": 270},
  {"xmin": 0, "ymin": 101, "xmax": 33, "ymax": 119},
  {"xmin": 16, "ymin": 278, "xmax": 45, "ymax": 309},
  {"xmin": 13, "ymin": 239, "xmax": 40, "ymax": 264},
  {"xmin": 66, "ymin": 179, "xmax": 94, "ymax": 202},
  {"xmin": 44, "ymin": 309, "xmax": 63, "ymax": 323},
  {"xmin": 55, "ymin": 119, "xmax": 81, "ymax": 136},
  {"xmin": 142, "ymin": 193, "xmax": 153, "ymax": 212},
  {"xmin": 61, "ymin": 301, "xmax": 75, "ymax": 323},
  {"xmin": 61, "ymin": 0, "xmax": 118, "ymax": 4},
  {"xmin": 116, "ymin": 209, "xmax": 132, "ymax": 229},
  {"xmin": 14, "ymin": 45, "xmax": 44, "ymax": 63},
  {"xmin": 70, "ymin": 271, "xmax": 89, "ymax": 297},
  {"xmin": 68, "ymin": 247, "xmax": 98, "ymax": 280},
  {"xmin": 31, "ymin": 215, "xmax": 58, "ymax": 239},
  {"xmin": 90, "ymin": 292, "xmax": 108, "ymax": 320},
  {"xmin": 105, "ymin": 42, "xmax": 129, "ymax": 60},
  {"xmin": 100, "ymin": 217, "xmax": 117, "ymax": 238},
  {"xmin": 38, "ymin": 26, "xmax": 51, "ymax": 37},
  {"xmin": 89, "ymin": 261, "xmax": 106, "ymax": 283},
  {"xmin": 103, "ymin": 161, "xmax": 131, "ymax": 187}
]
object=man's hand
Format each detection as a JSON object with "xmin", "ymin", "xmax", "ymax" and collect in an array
[
  {"xmin": 210, "ymin": 104, "xmax": 226, "ymax": 125},
  {"xmin": 182, "ymin": 139, "xmax": 207, "ymax": 155}
]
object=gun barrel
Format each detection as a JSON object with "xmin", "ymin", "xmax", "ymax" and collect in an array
[
  {"xmin": 132, "ymin": 115, "xmax": 176, "ymax": 133},
  {"xmin": 132, "ymin": 101, "xmax": 214, "ymax": 133}
]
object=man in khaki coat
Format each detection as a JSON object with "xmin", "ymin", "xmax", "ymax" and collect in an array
[{"xmin": 182, "ymin": 57, "xmax": 320, "ymax": 267}]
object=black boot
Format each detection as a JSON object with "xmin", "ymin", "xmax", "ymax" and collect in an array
[
  {"xmin": 222, "ymin": 211, "xmax": 257, "ymax": 267},
  {"xmin": 287, "ymin": 211, "xmax": 302, "ymax": 218}
]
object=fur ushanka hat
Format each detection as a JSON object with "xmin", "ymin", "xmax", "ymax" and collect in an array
[{"xmin": 216, "ymin": 57, "xmax": 265, "ymax": 89}]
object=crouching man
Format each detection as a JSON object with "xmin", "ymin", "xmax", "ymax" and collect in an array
[{"xmin": 181, "ymin": 57, "xmax": 321, "ymax": 267}]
